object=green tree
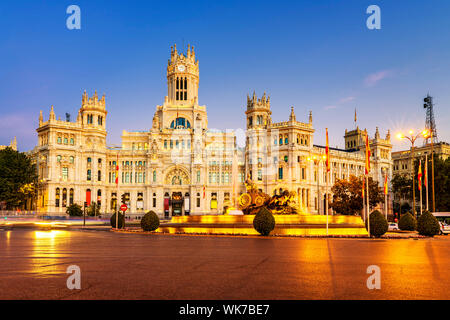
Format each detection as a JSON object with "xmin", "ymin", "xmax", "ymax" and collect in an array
[
  {"xmin": 66, "ymin": 203, "xmax": 83, "ymax": 216},
  {"xmin": 330, "ymin": 175, "xmax": 383, "ymax": 215},
  {"xmin": 87, "ymin": 201, "xmax": 101, "ymax": 216},
  {"xmin": 431, "ymin": 157, "xmax": 450, "ymax": 212},
  {"xmin": 0, "ymin": 147, "xmax": 38, "ymax": 209}
]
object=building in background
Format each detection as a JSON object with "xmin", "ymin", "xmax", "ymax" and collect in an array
[
  {"xmin": 0, "ymin": 137, "xmax": 17, "ymax": 151},
  {"xmin": 34, "ymin": 45, "xmax": 393, "ymax": 216},
  {"xmin": 392, "ymin": 142, "xmax": 450, "ymax": 177}
]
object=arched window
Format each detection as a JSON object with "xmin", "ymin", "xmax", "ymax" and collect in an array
[
  {"xmin": 62, "ymin": 188, "xmax": 67, "ymax": 207},
  {"xmin": 97, "ymin": 189, "xmax": 102, "ymax": 206},
  {"xmin": 55, "ymin": 188, "xmax": 60, "ymax": 207},
  {"xmin": 69, "ymin": 188, "xmax": 74, "ymax": 206},
  {"xmin": 170, "ymin": 117, "xmax": 191, "ymax": 129}
]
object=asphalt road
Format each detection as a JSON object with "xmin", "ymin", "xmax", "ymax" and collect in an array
[{"xmin": 1, "ymin": 229, "xmax": 450, "ymax": 300}]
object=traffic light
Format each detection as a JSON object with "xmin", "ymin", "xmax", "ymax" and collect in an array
[{"xmin": 121, "ymin": 194, "xmax": 126, "ymax": 204}]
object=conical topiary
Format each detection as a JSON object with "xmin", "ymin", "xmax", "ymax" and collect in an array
[
  {"xmin": 141, "ymin": 210, "xmax": 160, "ymax": 231},
  {"xmin": 110, "ymin": 212, "xmax": 125, "ymax": 229},
  {"xmin": 398, "ymin": 212, "xmax": 417, "ymax": 231},
  {"xmin": 253, "ymin": 206, "xmax": 275, "ymax": 236},
  {"xmin": 417, "ymin": 211, "xmax": 440, "ymax": 237},
  {"xmin": 367, "ymin": 210, "xmax": 388, "ymax": 238}
]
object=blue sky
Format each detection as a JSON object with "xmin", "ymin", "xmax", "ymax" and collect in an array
[{"xmin": 1, "ymin": 0, "xmax": 449, "ymax": 151}]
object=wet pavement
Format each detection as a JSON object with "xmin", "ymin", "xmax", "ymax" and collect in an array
[{"xmin": 1, "ymin": 229, "xmax": 450, "ymax": 300}]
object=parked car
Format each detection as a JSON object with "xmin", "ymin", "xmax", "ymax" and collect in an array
[
  {"xmin": 439, "ymin": 222, "xmax": 450, "ymax": 235},
  {"xmin": 388, "ymin": 223, "xmax": 399, "ymax": 231}
]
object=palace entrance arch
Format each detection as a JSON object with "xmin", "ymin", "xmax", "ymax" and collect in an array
[{"xmin": 164, "ymin": 166, "xmax": 191, "ymax": 216}]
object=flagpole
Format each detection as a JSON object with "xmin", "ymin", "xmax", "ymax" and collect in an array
[
  {"xmin": 425, "ymin": 154, "xmax": 429, "ymax": 212},
  {"xmin": 419, "ymin": 159, "xmax": 423, "ymax": 216},
  {"xmin": 366, "ymin": 175, "xmax": 370, "ymax": 237},
  {"xmin": 362, "ymin": 179, "xmax": 366, "ymax": 223},
  {"xmin": 326, "ymin": 170, "xmax": 328, "ymax": 236},
  {"xmin": 116, "ymin": 153, "xmax": 119, "ymax": 230},
  {"xmin": 325, "ymin": 128, "xmax": 330, "ymax": 236},
  {"xmin": 384, "ymin": 169, "xmax": 388, "ymax": 220}
]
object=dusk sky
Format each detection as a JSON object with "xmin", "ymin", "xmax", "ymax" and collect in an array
[{"xmin": 1, "ymin": 0, "xmax": 449, "ymax": 151}]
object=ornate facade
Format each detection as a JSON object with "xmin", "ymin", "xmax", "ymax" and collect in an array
[{"xmin": 34, "ymin": 45, "xmax": 393, "ymax": 217}]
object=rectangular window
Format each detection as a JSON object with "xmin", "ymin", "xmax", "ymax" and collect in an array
[
  {"xmin": 278, "ymin": 167, "xmax": 283, "ymax": 180},
  {"xmin": 62, "ymin": 167, "xmax": 68, "ymax": 181},
  {"xmin": 197, "ymin": 171, "xmax": 200, "ymax": 183},
  {"xmin": 258, "ymin": 169, "xmax": 262, "ymax": 181}
]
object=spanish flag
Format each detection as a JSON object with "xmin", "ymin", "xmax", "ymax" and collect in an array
[
  {"xmin": 365, "ymin": 134, "xmax": 371, "ymax": 175},
  {"xmin": 115, "ymin": 163, "xmax": 119, "ymax": 185},
  {"xmin": 325, "ymin": 128, "xmax": 330, "ymax": 172},
  {"xmin": 384, "ymin": 173, "xmax": 388, "ymax": 195},
  {"xmin": 418, "ymin": 160, "xmax": 422, "ymax": 191}
]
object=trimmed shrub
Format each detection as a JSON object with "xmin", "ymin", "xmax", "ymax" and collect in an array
[
  {"xmin": 417, "ymin": 211, "xmax": 440, "ymax": 237},
  {"xmin": 110, "ymin": 213, "xmax": 125, "ymax": 229},
  {"xmin": 141, "ymin": 210, "xmax": 160, "ymax": 231},
  {"xmin": 367, "ymin": 210, "xmax": 388, "ymax": 238},
  {"xmin": 253, "ymin": 207, "xmax": 275, "ymax": 236},
  {"xmin": 398, "ymin": 212, "xmax": 417, "ymax": 231}
]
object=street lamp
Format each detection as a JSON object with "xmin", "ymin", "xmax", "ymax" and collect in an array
[
  {"xmin": 396, "ymin": 129, "xmax": 428, "ymax": 218},
  {"xmin": 307, "ymin": 154, "xmax": 327, "ymax": 215}
]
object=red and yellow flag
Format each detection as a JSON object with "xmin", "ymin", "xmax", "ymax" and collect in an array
[
  {"xmin": 384, "ymin": 173, "xmax": 388, "ymax": 195},
  {"xmin": 203, "ymin": 185, "xmax": 206, "ymax": 199},
  {"xmin": 365, "ymin": 134, "xmax": 371, "ymax": 175},
  {"xmin": 115, "ymin": 163, "xmax": 119, "ymax": 185},
  {"xmin": 418, "ymin": 160, "xmax": 422, "ymax": 191},
  {"xmin": 325, "ymin": 128, "xmax": 330, "ymax": 172}
]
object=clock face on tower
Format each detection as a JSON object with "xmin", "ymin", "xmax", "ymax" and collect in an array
[{"xmin": 177, "ymin": 65, "xmax": 185, "ymax": 72}]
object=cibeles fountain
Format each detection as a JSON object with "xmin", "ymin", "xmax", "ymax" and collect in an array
[{"xmin": 159, "ymin": 176, "xmax": 368, "ymax": 237}]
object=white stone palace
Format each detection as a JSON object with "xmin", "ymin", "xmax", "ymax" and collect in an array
[{"xmin": 34, "ymin": 45, "xmax": 393, "ymax": 217}]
